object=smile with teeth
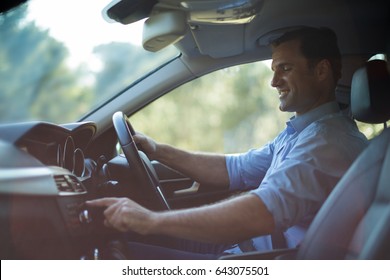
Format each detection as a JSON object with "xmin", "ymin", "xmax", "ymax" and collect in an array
[{"xmin": 278, "ymin": 90, "xmax": 289, "ymax": 98}]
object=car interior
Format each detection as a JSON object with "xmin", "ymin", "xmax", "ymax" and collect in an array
[{"xmin": 0, "ymin": 0, "xmax": 389, "ymax": 260}]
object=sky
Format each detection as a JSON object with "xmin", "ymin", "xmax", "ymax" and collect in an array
[{"xmin": 26, "ymin": 0, "xmax": 145, "ymax": 67}]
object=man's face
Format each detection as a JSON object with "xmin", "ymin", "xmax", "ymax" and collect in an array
[{"xmin": 271, "ymin": 39, "xmax": 326, "ymax": 116}]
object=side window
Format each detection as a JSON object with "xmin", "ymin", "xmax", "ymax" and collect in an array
[
  {"xmin": 357, "ymin": 120, "xmax": 390, "ymax": 139},
  {"xmin": 130, "ymin": 61, "xmax": 289, "ymax": 153}
]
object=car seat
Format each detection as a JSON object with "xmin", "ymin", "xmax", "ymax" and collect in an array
[{"xmin": 222, "ymin": 59, "xmax": 390, "ymax": 260}]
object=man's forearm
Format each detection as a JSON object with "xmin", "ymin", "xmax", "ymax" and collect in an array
[
  {"xmin": 154, "ymin": 143, "xmax": 230, "ymax": 188},
  {"xmin": 150, "ymin": 193, "xmax": 275, "ymax": 244}
]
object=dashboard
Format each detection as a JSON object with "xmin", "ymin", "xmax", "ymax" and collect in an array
[
  {"xmin": 0, "ymin": 121, "xmax": 103, "ymax": 259},
  {"xmin": 0, "ymin": 121, "xmax": 96, "ymax": 174}
]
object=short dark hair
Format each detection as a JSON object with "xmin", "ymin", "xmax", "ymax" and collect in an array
[{"xmin": 271, "ymin": 27, "xmax": 342, "ymax": 83}]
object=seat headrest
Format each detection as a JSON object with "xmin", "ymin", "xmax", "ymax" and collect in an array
[{"xmin": 351, "ymin": 59, "xmax": 390, "ymax": 124}]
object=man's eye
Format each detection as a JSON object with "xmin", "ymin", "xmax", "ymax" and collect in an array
[{"xmin": 282, "ymin": 65, "xmax": 292, "ymax": 71}]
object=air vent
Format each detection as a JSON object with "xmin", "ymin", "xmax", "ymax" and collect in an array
[{"xmin": 54, "ymin": 174, "xmax": 86, "ymax": 194}]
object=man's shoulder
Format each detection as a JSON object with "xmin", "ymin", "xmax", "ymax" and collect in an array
[
  {"xmin": 307, "ymin": 113, "xmax": 361, "ymax": 135},
  {"xmin": 296, "ymin": 113, "xmax": 366, "ymax": 147}
]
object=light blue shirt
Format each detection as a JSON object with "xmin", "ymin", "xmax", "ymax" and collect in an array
[{"xmin": 225, "ymin": 102, "xmax": 368, "ymax": 253}]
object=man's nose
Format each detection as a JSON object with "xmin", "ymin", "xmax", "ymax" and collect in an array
[{"xmin": 270, "ymin": 72, "xmax": 280, "ymax": 88}]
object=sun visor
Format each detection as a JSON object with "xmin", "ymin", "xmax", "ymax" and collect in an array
[{"xmin": 181, "ymin": 0, "xmax": 264, "ymax": 24}]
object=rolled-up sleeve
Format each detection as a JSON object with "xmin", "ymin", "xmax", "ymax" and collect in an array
[{"xmin": 225, "ymin": 142, "xmax": 274, "ymax": 191}]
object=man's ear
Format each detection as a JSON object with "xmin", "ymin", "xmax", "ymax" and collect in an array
[{"xmin": 316, "ymin": 59, "xmax": 332, "ymax": 81}]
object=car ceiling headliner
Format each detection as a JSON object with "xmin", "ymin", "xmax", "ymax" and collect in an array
[{"xmin": 173, "ymin": 0, "xmax": 389, "ymax": 60}]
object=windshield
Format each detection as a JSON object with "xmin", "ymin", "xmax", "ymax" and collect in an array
[{"xmin": 0, "ymin": 0, "xmax": 178, "ymax": 124}]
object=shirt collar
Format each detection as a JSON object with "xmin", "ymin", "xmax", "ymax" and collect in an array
[{"xmin": 287, "ymin": 101, "xmax": 341, "ymax": 134}]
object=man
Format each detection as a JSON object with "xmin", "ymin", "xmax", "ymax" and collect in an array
[{"xmin": 87, "ymin": 27, "xmax": 368, "ymax": 259}]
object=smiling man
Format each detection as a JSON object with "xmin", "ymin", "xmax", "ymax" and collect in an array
[
  {"xmin": 87, "ymin": 27, "xmax": 368, "ymax": 259},
  {"xmin": 271, "ymin": 28, "xmax": 342, "ymax": 115}
]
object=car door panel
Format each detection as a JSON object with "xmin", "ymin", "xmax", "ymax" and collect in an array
[{"xmin": 152, "ymin": 161, "xmax": 239, "ymax": 209}]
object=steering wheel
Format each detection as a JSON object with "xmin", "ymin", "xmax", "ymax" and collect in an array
[{"xmin": 112, "ymin": 111, "xmax": 169, "ymax": 211}]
